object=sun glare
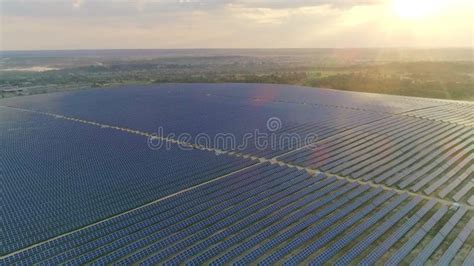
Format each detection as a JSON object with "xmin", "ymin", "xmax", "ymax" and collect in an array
[{"xmin": 392, "ymin": 0, "xmax": 444, "ymax": 19}]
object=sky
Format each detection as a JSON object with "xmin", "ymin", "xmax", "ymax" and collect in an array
[{"xmin": 1, "ymin": 0, "xmax": 473, "ymax": 50}]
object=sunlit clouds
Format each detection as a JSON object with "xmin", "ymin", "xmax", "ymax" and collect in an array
[{"xmin": 1, "ymin": 0, "xmax": 472, "ymax": 50}]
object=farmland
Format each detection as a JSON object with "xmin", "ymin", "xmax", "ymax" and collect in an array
[{"xmin": 1, "ymin": 83, "xmax": 472, "ymax": 264}]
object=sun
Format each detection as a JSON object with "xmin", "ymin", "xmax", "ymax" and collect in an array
[{"xmin": 392, "ymin": 0, "xmax": 444, "ymax": 19}]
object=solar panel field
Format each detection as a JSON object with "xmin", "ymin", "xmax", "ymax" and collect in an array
[{"xmin": 1, "ymin": 83, "xmax": 473, "ymax": 265}]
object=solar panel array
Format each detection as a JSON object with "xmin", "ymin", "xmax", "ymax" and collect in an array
[
  {"xmin": 1, "ymin": 84, "xmax": 393, "ymax": 158},
  {"xmin": 0, "ymin": 108, "xmax": 255, "ymax": 255},
  {"xmin": 280, "ymin": 115, "xmax": 473, "ymax": 205},
  {"xmin": 1, "ymin": 83, "xmax": 473, "ymax": 265},
  {"xmin": 404, "ymin": 102, "xmax": 474, "ymax": 127}
]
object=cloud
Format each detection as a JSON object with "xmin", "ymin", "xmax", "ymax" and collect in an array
[
  {"xmin": 1, "ymin": 0, "xmax": 472, "ymax": 50},
  {"xmin": 233, "ymin": 0, "xmax": 382, "ymax": 9},
  {"xmin": 227, "ymin": 4, "xmax": 338, "ymax": 25},
  {"xmin": 0, "ymin": 0, "xmax": 380, "ymax": 18}
]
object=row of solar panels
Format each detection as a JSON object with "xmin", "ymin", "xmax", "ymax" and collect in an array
[
  {"xmin": 0, "ymin": 108, "xmax": 256, "ymax": 255},
  {"xmin": 194, "ymin": 85, "xmax": 474, "ymax": 128},
  {"xmin": 4, "ymin": 164, "xmax": 473, "ymax": 265},
  {"xmin": 280, "ymin": 114, "xmax": 474, "ymax": 204},
  {"xmin": 198, "ymin": 84, "xmax": 473, "ymax": 127},
  {"xmin": 404, "ymin": 103, "xmax": 474, "ymax": 127},
  {"xmin": 240, "ymin": 112, "xmax": 385, "ymax": 159},
  {"xmin": 184, "ymin": 83, "xmax": 445, "ymax": 114}
]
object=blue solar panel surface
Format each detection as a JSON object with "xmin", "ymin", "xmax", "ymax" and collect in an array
[{"xmin": 1, "ymin": 83, "xmax": 473, "ymax": 264}]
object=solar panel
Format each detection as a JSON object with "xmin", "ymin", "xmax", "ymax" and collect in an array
[
  {"xmin": 412, "ymin": 207, "xmax": 468, "ymax": 265},
  {"xmin": 334, "ymin": 197, "xmax": 422, "ymax": 265},
  {"xmin": 1, "ymin": 84, "xmax": 473, "ymax": 265},
  {"xmin": 463, "ymin": 248, "xmax": 474, "ymax": 266},
  {"xmin": 230, "ymin": 187, "xmax": 384, "ymax": 264},
  {"xmin": 438, "ymin": 217, "xmax": 474, "ymax": 265},
  {"xmin": 360, "ymin": 199, "xmax": 436, "ymax": 264}
]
